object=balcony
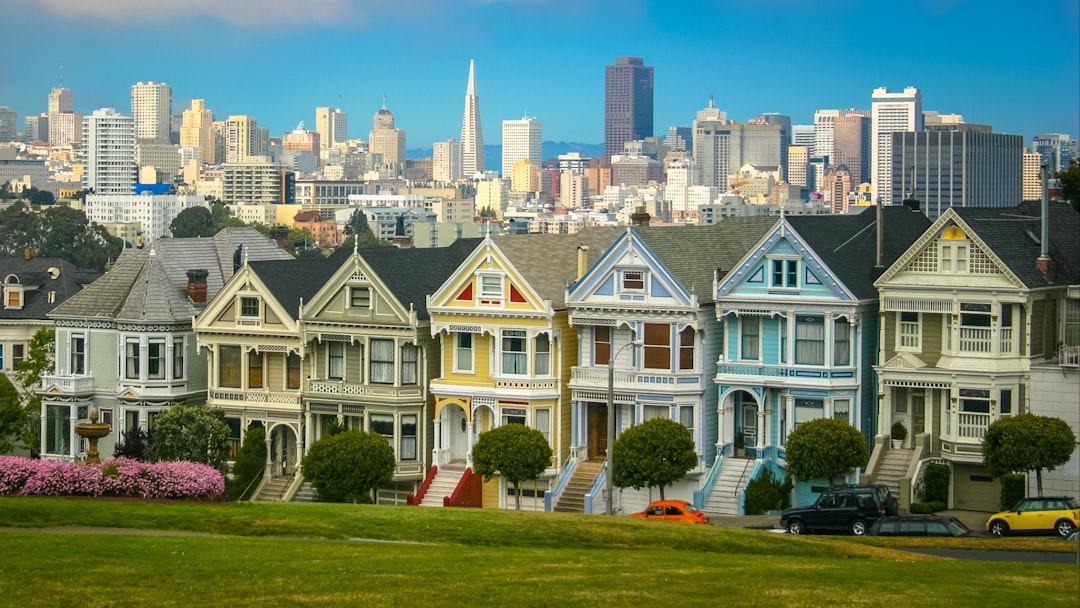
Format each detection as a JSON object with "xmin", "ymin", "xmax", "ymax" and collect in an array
[
  {"xmin": 40, "ymin": 374, "xmax": 94, "ymax": 393},
  {"xmin": 570, "ymin": 366, "xmax": 701, "ymax": 394},
  {"xmin": 1060, "ymin": 344, "xmax": 1080, "ymax": 368},
  {"xmin": 956, "ymin": 411, "xmax": 991, "ymax": 441},
  {"xmin": 958, "ymin": 327, "xmax": 992, "ymax": 353},
  {"xmin": 210, "ymin": 389, "xmax": 302, "ymax": 407},
  {"xmin": 305, "ymin": 380, "xmax": 425, "ymax": 401}
]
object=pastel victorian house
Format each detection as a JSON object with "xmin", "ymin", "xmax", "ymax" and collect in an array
[
  {"xmin": 40, "ymin": 228, "xmax": 290, "ymax": 461},
  {"xmin": 870, "ymin": 201, "xmax": 1079, "ymax": 512},
  {"xmin": 193, "ymin": 249, "xmax": 345, "ymax": 498},
  {"xmin": 300, "ymin": 239, "xmax": 479, "ymax": 503},
  {"xmin": 712, "ymin": 207, "xmax": 929, "ymax": 509},
  {"xmin": 559, "ymin": 218, "xmax": 775, "ymax": 515},
  {"xmin": 423, "ymin": 231, "xmax": 617, "ymax": 510}
]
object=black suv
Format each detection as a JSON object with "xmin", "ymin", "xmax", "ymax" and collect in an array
[{"xmin": 779, "ymin": 484, "xmax": 899, "ymax": 536}]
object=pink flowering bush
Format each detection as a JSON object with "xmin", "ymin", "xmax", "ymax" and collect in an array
[{"xmin": 0, "ymin": 456, "xmax": 224, "ymax": 500}]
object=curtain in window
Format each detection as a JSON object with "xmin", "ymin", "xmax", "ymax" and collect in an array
[
  {"xmin": 833, "ymin": 320, "xmax": 851, "ymax": 366},
  {"xmin": 125, "ymin": 340, "xmax": 140, "ymax": 379},
  {"xmin": 741, "ymin": 317, "xmax": 760, "ymax": 360},
  {"xmin": 795, "ymin": 316, "xmax": 825, "ymax": 365},
  {"xmin": 400, "ymin": 343, "xmax": 418, "ymax": 385},
  {"xmin": 400, "ymin": 414, "xmax": 417, "ymax": 460},
  {"xmin": 219, "ymin": 345, "xmax": 241, "ymax": 388},
  {"xmin": 534, "ymin": 334, "xmax": 550, "ymax": 375},
  {"xmin": 370, "ymin": 339, "xmax": 395, "ymax": 384},
  {"xmin": 502, "ymin": 333, "xmax": 527, "ymax": 375},
  {"xmin": 328, "ymin": 342, "xmax": 344, "ymax": 380},
  {"xmin": 643, "ymin": 323, "xmax": 671, "ymax": 370}
]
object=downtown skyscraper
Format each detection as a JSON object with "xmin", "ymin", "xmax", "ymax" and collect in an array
[
  {"xmin": 460, "ymin": 59, "xmax": 485, "ymax": 176},
  {"xmin": 871, "ymin": 86, "xmax": 922, "ymax": 204},
  {"xmin": 131, "ymin": 81, "xmax": 171, "ymax": 143},
  {"xmin": 604, "ymin": 56, "xmax": 653, "ymax": 156},
  {"xmin": 501, "ymin": 116, "xmax": 542, "ymax": 177}
]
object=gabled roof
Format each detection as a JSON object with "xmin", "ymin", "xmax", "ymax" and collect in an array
[
  {"xmin": 633, "ymin": 217, "xmax": 777, "ymax": 304},
  {"xmin": 248, "ymin": 248, "xmax": 350, "ymax": 320},
  {"xmin": 951, "ymin": 201, "xmax": 1080, "ymax": 288},
  {"xmin": 49, "ymin": 228, "xmax": 291, "ymax": 322},
  {"xmin": 0, "ymin": 257, "xmax": 103, "ymax": 321},
  {"xmin": 492, "ymin": 228, "xmax": 621, "ymax": 308},
  {"xmin": 787, "ymin": 206, "xmax": 932, "ymax": 300},
  {"xmin": 359, "ymin": 238, "xmax": 483, "ymax": 320}
]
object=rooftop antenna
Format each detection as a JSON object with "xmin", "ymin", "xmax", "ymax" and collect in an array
[
  {"xmin": 382, "ymin": 93, "xmax": 387, "ymax": 109},
  {"xmin": 59, "ymin": 63, "xmax": 64, "ymax": 88}
]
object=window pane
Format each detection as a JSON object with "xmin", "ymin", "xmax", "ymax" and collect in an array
[
  {"xmin": 502, "ymin": 333, "xmax": 527, "ymax": 375},
  {"xmin": 248, "ymin": 352, "xmax": 263, "ymax": 388},
  {"xmin": 370, "ymin": 339, "xmax": 395, "ymax": 384},
  {"xmin": 400, "ymin": 414, "xmax": 417, "ymax": 460},
  {"xmin": 148, "ymin": 339, "xmax": 165, "ymax": 380},
  {"xmin": 287, "ymin": 353, "xmax": 301, "ymax": 389},
  {"xmin": 172, "ymin": 338, "xmax": 184, "ymax": 379},
  {"xmin": 401, "ymin": 343, "xmax": 418, "ymax": 385},
  {"xmin": 534, "ymin": 334, "xmax": 550, "ymax": 376},
  {"xmin": 678, "ymin": 327, "xmax": 695, "ymax": 371},
  {"xmin": 71, "ymin": 336, "xmax": 85, "ymax": 375},
  {"xmin": 328, "ymin": 342, "xmax": 344, "ymax": 380},
  {"xmin": 594, "ymin": 326, "xmax": 611, "ymax": 365},
  {"xmin": 535, "ymin": 408, "xmax": 551, "ymax": 443},
  {"xmin": 370, "ymin": 413, "xmax": 394, "ymax": 441},
  {"xmin": 219, "ymin": 345, "xmax": 241, "ymax": 388},
  {"xmin": 834, "ymin": 320, "xmax": 851, "ymax": 365},
  {"xmin": 795, "ymin": 315, "xmax": 824, "ymax": 365},
  {"xmin": 456, "ymin": 333, "xmax": 473, "ymax": 372},
  {"xmin": 125, "ymin": 339, "xmax": 140, "ymax": 379},
  {"xmin": 643, "ymin": 323, "xmax": 670, "ymax": 370},
  {"xmin": 741, "ymin": 317, "xmax": 760, "ymax": 360}
]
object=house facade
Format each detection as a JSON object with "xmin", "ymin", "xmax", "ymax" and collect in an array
[{"xmin": 872, "ymin": 201, "xmax": 1080, "ymax": 512}]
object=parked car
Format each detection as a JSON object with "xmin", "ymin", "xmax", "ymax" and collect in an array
[
  {"xmin": 629, "ymin": 500, "xmax": 710, "ymax": 525},
  {"xmin": 986, "ymin": 496, "xmax": 1080, "ymax": 538},
  {"xmin": 868, "ymin": 514, "xmax": 971, "ymax": 537},
  {"xmin": 779, "ymin": 484, "xmax": 899, "ymax": 536}
]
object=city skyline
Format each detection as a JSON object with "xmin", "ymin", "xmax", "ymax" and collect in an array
[{"xmin": 1, "ymin": 0, "xmax": 1077, "ymax": 149}]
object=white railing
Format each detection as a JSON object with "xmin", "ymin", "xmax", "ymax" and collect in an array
[
  {"xmin": 956, "ymin": 412, "xmax": 991, "ymax": 440},
  {"xmin": 899, "ymin": 322, "xmax": 920, "ymax": 349},
  {"xmin": 1060, "ymin": 344, "xmax": 1080, "ymax": 368},
  {"xmin": 571, "ymin": 367, "xmax": 636, "ymax": 385},
  {"xmin": 569, "ymin": 366, "xmax": 700, "ymax": 390},
  {"xmin": 210, "ymin": 389, "xmax": 301, "ymax": 406},
  {"xmin": 958, "ymin": 327, "xmax": 992, "ymax": 353},
  {"xmin": 40, "ymin": 374, "xmax": 94, "ymax": 392},
  {"xmin": 999, "ymin": 327, "xmax": 1014, "ymax": 354}
]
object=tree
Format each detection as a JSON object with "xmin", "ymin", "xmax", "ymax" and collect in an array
[
  {"xmin": 170, "ymin": 206, "xmax": 216, "ymax": 238},
  {"xmin": 612, "ymin": 418, "xmax": 698, "ymax": 500},
  {"xmin": 38, "ymin": 205, "xmax": 89, "ymax": 261},
  {"xmin": 209, "ymin": 200, "xmax": 246, "ymax": 231},
  {"xmin": 0, "ymin": 374, "xmax": 25, "ymax": 454},
  {"xmin": 113, "ymin": 426, "xmax": 152, "ymax": 461},
  {"xmin": 472, "ymin": 423, "xmax": 553, "ymax": 510},
  {"xmin": 344, "ymin": 209, "xmax": 370, "ymax": 236},
  {"xmin": 301, "ymin": 431, "xmax": 395, "ymax": 503},
  {"xmin": 11, "ymin": 327, "xmax": 55, "ymax": 458},
  {"xmin": 982, "ymin": 413, "xmax": 1076, "ymax": 496},
  {"xmin": 785, "ymin": 418, "xmax": 868, "ymax": 487},
  {"xmin": 149, "ymin": 403, "xmax": 232, "ymax": 473},
  {"xmin": 1057, "ymin": 158, "xmax": 1080, "ymax": 214},
  {"xmin": 232, "ymin": 424, "xmax": 267, "ymax": 500}
]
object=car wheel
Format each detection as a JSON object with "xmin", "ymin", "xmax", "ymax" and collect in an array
[
  {"xmin": 989, "ymin": 519, "xmax": 1009, "ymax": 537},
  {"xmin": 850, "ymin": 519, "xmax": 867, "ymax": 536},
  {"xmin": 787, "ymin": 520, "xmax": 804, "ymax": 535},
  {"xmin": 1054, "ymin": 519, "xmax": 1076, "ymax": 538}
]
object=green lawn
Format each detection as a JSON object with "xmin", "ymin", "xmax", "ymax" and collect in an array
[{"xmin": 0, "ymin": 497, "xmax": 1076, "ymax": 607}]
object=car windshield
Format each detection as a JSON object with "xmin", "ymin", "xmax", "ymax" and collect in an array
[
  {"xmin": 945, "ymin": 519, "xmax": 969, "ymax": 536},
  {"xmin": 1065, "ymin": 498, "xmax": 1079, "ymax": 510},
  {"xmin": 875, "ymin": 486, "xmax": 889, "ymax": 502},
  {"xmin": 683, "ymin": 504, "xmax": 700, "ymax": 513}
]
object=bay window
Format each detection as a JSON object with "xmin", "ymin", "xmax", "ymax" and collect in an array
[
  {"xmin": 124, "ymin": 338, "xmax": 140, "ymax": 380},
  {"xmin": 643, "ymin": 323, "xmax": 671, "ymax": 370},
  {"xmin": 219, "ymin": 345, "xmax": 241, "ymax": 388},
  {"xmin": 795, "ymin": 315, "xmax": 825, "ymax": 365},
  {"xmin": 534, "ymin": 334, "xmax": 550, "ymax": 376},
  {"xmin": 502, "ymin": 330, "xmax": 527, "ymax": 375},
  {"xmin": 740, "ymin": 317, "xmax": 760, "ymax": 360},
  {"xmin": 147, "ymin": 338, "xmax": 165, "ymax": 380},
  {"xmin": 534, "ymin": 408, "xmax": 551, "ymax": 444},
  {"xmin": 678, "ymin": 327, "xmax": 695, "ymax": 371},
  {"xmin": 370, "ymin": 339, "xmax": 395, "ymax": 384},
  {"xmin": 172, "ymin": 337, "xmax": 184, "ymax": 379},
  {"xmin": 401, "ymin": 343, "xmax": 418, "ymax": 385},
  {"xmin": 400, "ymin": 414, "xmax": 417, "ymax": 461},
  {"xmin": 593, "ymin": 326, "xmax": 611, "ymax": 365},
  {"xmin": 370, "ymin": 413, "xmax": 394, "ymax": 445},
  {"xmin": 328, "ymin": 341, "xmax": 344, "ymax": 380},
  {"xmin": 455, "ymin": 333, "xmax": 474, "ymax": 373},
  {"xmin": 286, "ymin": 353, "xmax": 301, "ymax": 389},
  {"xmin": 833, "ymin": 319, "xmax": 851, "ymax": 366},
  {"xmin": 248, "ymin": 351, "xmax": 263, "ymax": 388},
  {"xmin": 71, "ymin": 335, "xmax": 86, "ymax": 375}
]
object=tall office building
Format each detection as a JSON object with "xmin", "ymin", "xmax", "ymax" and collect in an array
[
  {"xmin": 692, "ymin": 98, "xmax": 730, "ymax": 188},
  {"xmin": 222, "ymin": 115, "xmax": 268, "ymax": 164},
  {"xmin": 433, "ymin": 139, "xmax": 462, "ymax": 183},
  {"xmin": 316, "ymin": 107, "xmax": 348, "ymax": 149},
  {"xmin": 131, "ymin": 81, "xmax": 171, "ymax": 143},
  {"xmin": 787, "ymin": 146, "xmax": 810, "ymax": 188},
  {"xmin": 871, "ymin": 86, "xmax": 922, "ymax": 204},
  {"xmin": 1032, "ymin": 133, "xmax": 1076, "ymax": 172},
  {"xmin": 460, "ymin": 59, "xmax": 485, "ymax": 176},
  {"xmin": 664, "ymin": 126, "xmax": 692, "ymax": 153},
  {"xmin": 604, "ymin": 56, "xmax": 654, "ymax": 156},
  {"xmin": 792, "ymin": 125, "xmax": 815, "ymax": 148},
  {"xmin": 813, "ymin": 107, "xmax": 868, "ymax": 160},
  {"xmin": 48, "ymin": 87, "xmax": 73, "ymax": 114},
  {"xmin": 693, "ymin": 105, "xmax": 784, "ymax": 189},
  {"xmin": 890, "ymin": 130, "xmax": 1022, "ymax": 219},
  {"xmin": 0, "ymin": 107, "xmax": 16, "ymax": 142},
  {"xmin": 501, "ymin": 116, "xmax": 542, "ymax": 177},
  {"xmin": 833, "ymin": 114, "xmax": 869, "ymax": 187},
  {"xmin": 24, "ymin": 115, "xmax": 48, "ymax": 143},
  {"xmin": 823, "ymin": 167, "xmax": 853, "ymax": 214},
  {"xmin": 180, "ymin": 99, "xmax": 216, "ymax": 165},
  {"xmin": 1022, "ymin": 150, "xmax": 1043, "ymax": 202},
  {"xmin": 369, "ymin": 105, "xmax": 406, "ymax": 168},
  {"xmin": 282, "ymin": 124, "xmax": 321, "ymax": 155},
  {"xmin": 82, "ymin": 108, "xmax": 137, "ymax": 195},
  {"xmin": 47, "ymin": 86, "xmax": 81, "ymax": 147}
]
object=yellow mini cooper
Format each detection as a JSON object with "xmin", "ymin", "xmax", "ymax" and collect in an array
[{"xmin": 986, "ymin": 496, "xmax": 1079, "ymax": 538}]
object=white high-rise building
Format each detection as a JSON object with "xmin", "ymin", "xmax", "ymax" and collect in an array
[
  {"xmin": 460, "ymin": 59, "xmax": 485, "ymax": 176},
  {"xmin": 871, "ymin": 86, "xmax": 922, "ymax": 204},
  {"xmin": 1022, "ymin": 150, "xmax": 1043, "ymax": 202},
  {"xmin": 131, "ymin": 81, "xmax": 171, "ymax": 143},
  {"xmin": 316, "ymin": 107, "xmax": 348, "ymax": 150},
  {"xmin": 180, "ymin": 99, "xmax": 216, "ymax": 165},
  {"xmin": 82, "ymin": 108, "xmax": 136, "ymax": 195},
  {"xmin": 433, "ymin": 139, "xmax": 462, "ymax": 183},
  {"xmin": 222, "ymin": 115, "xmax": 268, "ymax": 164},
  {"xmin": 501, "ymin": 116, "xmax": 542, "ymax": 177},
  {"xmin": 792, "ymin": 125, "xmax": 815, "ymax": 149}
]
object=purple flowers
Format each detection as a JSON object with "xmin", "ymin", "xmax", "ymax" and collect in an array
[{"xmin": 0, "ymin": 456, "xmax": 225, "ymax": 500}]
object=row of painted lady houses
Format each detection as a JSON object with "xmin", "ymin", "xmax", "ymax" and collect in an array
[{"xmin": 37, "ymin": 200, "xmax": 1080, "ymax": 513}]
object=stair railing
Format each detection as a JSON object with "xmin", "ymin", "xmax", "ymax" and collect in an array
[
  {"xmin": 445, "ymin": 467, "xmax": 482, "ymax": 508},
  {"xmin": 584, "ymin": 467, "xmax": 606, "ymax": 515},
  {"xmin": 734, "ymin": 459, "xmax": 765, "ymax": 516},
  {"xmin": 545, "ymin": 459, "xmax": 577, "ymax": 512},
  {"xmin": 693, "ymin": 454, "xmax": 724, "ymax": 509},
  {"xmin": 407, "ymin": 465, "xmax": 438, "ymax": 505},
  {"xmin": 909, "ymin": 457, "xmax": 947, "ymax": 505},
  {"xmin": 238, "ymin": 471, "xmax": 264, "ymax": 502}
]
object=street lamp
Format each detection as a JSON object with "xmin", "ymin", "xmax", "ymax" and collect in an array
[{"xmin": 607, "ymin": 339, "xmax": 642, "ymax": 515}]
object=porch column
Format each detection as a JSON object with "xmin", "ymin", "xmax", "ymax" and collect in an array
[
  {"xmin": 39, "ymin": 406, "xmax": 46, "ymax": 459},
  {"xmin": 432, "ymin": 418, "xmax": 442, "ymax": 465},
  {"xmin": 879, "ymin": 390, "xmax": 890, "ymax": 437},
  {"xmin": 465, "ymin": 419, "xmax": 476, "ymax": 468},
  {"xmin": 716, "ymin": 400, "xmax": 727, "ymax": 456},
  {"xmin": 293, "ymin": 424, "xmax": 303, "ymax": 474},
  {"xmin": 304, "ymin": 410, "xmax": 313, "ymax": 454},
  {"xmin": 68, "ymin": 406, "xmax": 78, "ymax": 461},
  {"xmin": 263, "ymin": 432, "xmax": 272, "ymax": 477},
  {"xmin": 757, "ymin": 408, "xmax": 767, "ymax": 454}
]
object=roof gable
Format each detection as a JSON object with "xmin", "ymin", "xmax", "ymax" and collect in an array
[{"xmin": 567, "ymin": 230, "xmax": 694, "ymax": 308}]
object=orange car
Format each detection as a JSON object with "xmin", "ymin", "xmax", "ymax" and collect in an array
[{"xmin": 629, "ymin": 500, "xmax": 710, "ymax": 524}]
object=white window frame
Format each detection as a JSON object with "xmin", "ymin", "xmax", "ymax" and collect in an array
[
  {"xmin": 454, "ymin": 332, "xmax": 474, "ymax": 373},
  {"xmin": 794, "ymin": 315, "xmax": 825, "ymax": 366},
  {"xmin": 940, "ymin": 241, "xmax": 969, "ymax": 273},
  {"xmin": 479, "ymin": 274, "xmax": 503, "ymax": 298},
  {"xmin": 124, "ymin": 338, "xmax": 140, "ymax": 380},
  {"xmin": 740, "ymin": 316, "xmax": 760, "ymax": 361},
  {"xmin": 534, "ymin": 334, "xmax": 551, "ymax": 376},
  {"xmin": 147, "ymin": 338, "xmax": 166, "ymax": 380},
  {"xmin": 71, "ymin": 334, "xmax": 86, "ymax": 375},
  {"xmin": 620, "ymin": 269, "xmax": 645, "ymax": 292},
  {"xmin": 832, "ymin": 398, "xmax": 851, "ymax": 423},
  {"xmin": 350, "ymin": 286, "xmax": 371, "ymax": 309},
  {"xmin": 501, "ymin": 330, "xmax": 528, "ymax": 376},
  {"xmin": 769, "ymin": 257, "xmax": 799, "ymax": 289},
  {"xmin": 534, "ymin": 408, "xmax": 551, "ymax": 444},
  {"xmin": 833, "ymin": 318, "xmax": 851, "ymax": 366},
  {"xmin": 172, "ymin": 337, "xmax": 185, "ymax": 380},
  {"xmin": 370, "ymin": 338, "xmax": 396, "ymax": 385},
  {"xmin": 328, "ymin": 341, "xmax": 344, "ymax": 380},
  {"xmin": 400, "ymin": 414, "xmax": 418, "ymax": 461},
  {"xmin": 401, "ymin": 343, "xmax": 418, "ymax": 385},
  {"xmin": 897, "ymin": 311, "xmax": 921, "ymax": 352}
]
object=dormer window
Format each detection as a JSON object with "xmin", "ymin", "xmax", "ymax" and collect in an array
[
  {"xmin": 479, "ymin": 274, "xmax": 503, "ymax": 299},
  {"xmin": 3, "ymin": 274, "xmax": 23, "ymax": 310},
  {"xmin": 770, "ymin": 259, "xmax": 799, "ymax": 288},
  {"xmin": 940, "ymin": 227, "xmax": 969, "ymax": 273},
  {"xmin": 240, "ymin": 297, "xmax": 260, "ymax": 317},
  {"xmin": 350, "ymin": 286, "xmax": 371, "ymax": 309},
  {"xmin": 621, "ymin": 270, "xmax": 645, "ymax": 291}
]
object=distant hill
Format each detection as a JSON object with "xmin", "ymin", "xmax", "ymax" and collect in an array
[{"xmin": 406, "ymin": 142, "xmax": 604, "ymax": 167}]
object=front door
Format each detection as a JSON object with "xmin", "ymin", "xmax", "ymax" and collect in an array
[
  {"xmin": 447, "ymin": 405, "xmax": 467, "ymax": 462},
  {"xmin": 587, "ymin": 404, "xmax": 608, "ymax": 459},
  {"xmin": 911, "ymin": 394, "xmax": 926, "ymax": 436},
  {"xmin": 741, "ymin": 403, "xmax": 757, "ymax": 449}
]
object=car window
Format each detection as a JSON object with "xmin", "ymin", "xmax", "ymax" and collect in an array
[
  {"xmin": 647, "ymin": 506, "xmax": 663, "ymax": 515},
  {"xmin": 857, "ymin": 494, "xmax": 874, "ymax": 509},
  {"xmin": 1015, "ymin": 499, "xmax": 1037, "ymax": 511},
  {"xmin": 818, "ymin": 493, "xmax": 838, "ymax": 508},
  {"xmin": 926, "ymin": 522, "xmax": 948, "ymax": 536},
  {"xmin": 684, "ymin": 504, "xmax": 700, "ymax": 513},
  {"xmin": 875, "ymin": 486, "xmax": 888, "ymax": 503},
  {"xmin": 899, "ymin": 521, "xmax": 925, "ymax": 535},
  {"xmin": 665, "ymin": 506, "xmax": 683, "ymax": 516},
  {"xmin": 1066, "ymin": 498, "xmax": 1079, "ymax": 510},
  {"xmin": 945, "ymin": 519, "xmax": 969, "ymax": 536}
]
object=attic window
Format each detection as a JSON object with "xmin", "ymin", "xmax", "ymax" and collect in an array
[
  {"xmin": 621, "ymin": 270, "xmax": 645, "ymax": 291},
  {"xmin": 350, "ymin": 287, "xmax": 371, "ymax": 309},
  {"xmin": 240, "ymin": 297, "xmax": 260, "ymax": 317},
  {"xmin": 479, "ymin": 274, "xmax": 503, "ymax": 298},
  {"xmin": 5, "ymin": 287, "xmax": 22, "ymax": 310}
]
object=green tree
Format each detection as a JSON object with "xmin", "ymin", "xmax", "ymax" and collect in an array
[
  {"xmin": 70, "ymin": 223, "xmax": 124, "ymax": 271},
  {"xmin": 301, "ymin": 431, "xmax": 395, "ymax": 503},
  {"xmin": 471, "ymin": 423, "xmax": 553, "ymax": 510},
  {"xmin": 113, "ymin": 426, "xmax": 151, "ymax": 461},
  {"xmin": 344, "ymin": 209, "xmax": 370, "ymax": 236},
  {"xmin": 11, "ymin": 327, "xmax": 55, "ymax": 457},
  {"xmin": 232, "ymin": 424, "xmax": 267, "ymax": 500},
  {"xmin": 0, "ymin": 374, "xmax": 25, "ymax": 454},
  {"xmin": 149, "ymin": 403, "xmax": 232, "ymax": 473},
  {"xmin": 1057, "ymin": 158, "xmax": 1080, "ymax": 213},
  {"xmin": 612, "ymin": 418, "xmax": 698, "ymax": 500},
  {"xmin": 209, "ymin": 200, "xmax": 246, "ymax": 231},
  {"xmin": 170, "ymin": 206, "xmax": 216, "ymax": 238},
  {"xmin": 982, "ymin": 413, "xmax": 1076, "ymax": 496},
  {"xmin": 785, "ymin": 418, "xmax": 868, "ymax": 487},
  {"xmin": 478, "ymin": 206, "xmax": 497, "ymax": 218},
  {"xmin": 38, "ymin": 206, "xmax": 89, "ymax": 261}
]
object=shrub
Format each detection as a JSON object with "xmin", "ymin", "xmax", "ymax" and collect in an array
[
  {"xmin": 785, "ymin": 418, "xmax": 868, "ymax": 486},
  {"xmin": 113, "ymin": 427, "xmax": 152, "ymax": 461},
  {"xmin": 232, "ymin": 424, "xmax": 267, "ymax": 501},
  {"xmin": 150, "ymin": 404, "xmax": 231, "ymax": 473},
  {"xmin": 1000, "ymin": 473, "xmax": 1026, "ymax": 510},
  {"xmin": 922, "ymin": 463, "xmax": 950, "ymax": 504},
  {"xmin": 301, "ymin": 431, "xmax": 395, "ymax": 503},
  {"xmin": 743, "ymin": 468, "xmax": 793, "ymax": 515},
  {"xmin": 472, "ymin": 424, "xmax": 552, "ymax": 510},
  {"xmin": 910, "ymin": 501, "xmax": 947, "ymax": 514},
  {"xmin": 0, "ymin": 455, "xmax": 224, "ymax": 499}
]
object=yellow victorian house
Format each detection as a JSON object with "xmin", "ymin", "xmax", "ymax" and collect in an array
[{"xmin": 423, "ymin": 230, "xmax": 617, "ymax": 510}]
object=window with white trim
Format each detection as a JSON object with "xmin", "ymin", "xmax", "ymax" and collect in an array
[
  {"xmin": 124, "ymin": 338, "xmax": 140, "ymax": 380},
  {"xmin": 794, "ymin": 315, "xmax": 825, "ymax": 365},
  {"xmin": 833, "ymin": 319, "xmax": 851, "ymax": 366},
  {"xmin": 939, "ymin": 228, "xmax": 970, "ymax": 273},
  {"xmin": 643, "ymin": 404, "xmax": 668, "ymax": 421},
  {"xmin": 898, "ymin": 312, "xmax": 921, "ymax": 351},
  {"xmin": 678, "ymin": 327, "xmax": 695, "ymax": 371},
  {"xmin": 593, "ymin": 326, "xmax": 611, "ymax": 365},
  {"xmin": 248, "ymin": 351, "xmax": 263, "ymax": 388},
  {"xmin": 455, "ymin": 333, "xmax": 474, "ymax": 373},
  {"xmin": 480, "ymin": 275, "xmax": 503, "ymax": 298},
  {"xmin": 370, "ymin": 339, "xmax": 395, "ymax": 384},
  {"xmin": 794, "ymin": 398, "xmax": 824, "ymax": 428},
  {"xmin": 328, "ymin": 341, "xmax": 344, "ymax": 380},
  {"xmin": 770, "ymin": 259, "xmax": 799, "ymax": 288},
  {"xmin": 240, "ymin": 296, "xmax": 260, "ymax": 317},
  {"xmin": 1066, "ymin": 299, "xmax": 1080, "ymax": 347},
  {"xmin": 501, "ymin": 330, "xmax": 527, "ymax": 375},
  {"xmin": 400, "ymin": 414, "xmax": 417, "ymax": 460},
  {"xmin": 621, "ymin": 270, "xmax": 645, "ymax": 291},
  {"xmin": 147, "ymin": 338, "xmax": 166, "ymax": 380},
  {"xmin": 678, "ymin": 405, "xmax": 694, "ymax": 435},
  {"xmin": 350, "ymin": 286, "xmax": 371, "ymax": 309},
  {"xmin": 219, "ymin": 345, "xmax": 241, "ymax": 388},
  {"xmin": 832, "ymin": 399, "xmax": 850, "ymax": 423},
  {"xmin": 370, "ymin": 413, "xmax": 394, "ymax": 446},
  {"xmin": 12, "ymin": 343, "xmax": 23, "ymax": 370},
  {"xmin": 71, "ymin": 335, "xmax": 86, "ymax": 375},
  {"xmin": 502, "ymin": 407, "xmax": 526, "ymax": 426},
  {"xmin": 172, "ymin": 337, "xmax": 184, "ymax": 379},
  {"xmin": 401, "ymin": 343, "xmax": 418, "ymax": 385},
  {"xmin": 959, "ymin": 388, "xmax": 990, "ymax": 414},
  {"xmin": 740, "ymin": 317, "xmax": 760, "ymax": 360},
  {"xmin": 999, "ymin": 389, "xmax": 1012, "ymax": 416},
  {"xmin": 534, "ymin": 334, "xmax": 550, "ymax": 376},
  {"xmin": 534, "ymin": 408, "xmax": 551, "ymax": 444},
  {"xmin": 779, "ymin": 318, "xmax": 788, "ymax": 363},
  {"xmin": 643, "ymin": 323, "xmax": 671, "ymax": 370}
]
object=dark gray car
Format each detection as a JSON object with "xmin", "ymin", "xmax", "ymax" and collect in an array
[{"xmin": 779, "ymin": 484, "xmax": 899, "ymax": 536}]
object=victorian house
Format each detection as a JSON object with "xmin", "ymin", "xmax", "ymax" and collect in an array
[
  {"xmin": 557, "ymin": 218, "xmax": 776, "ymax": 515},
  {"xmin": 40, "ymin": 228, "xmax": 291, "ymax": 461},
  {"xmin": 870, "ymin": 200, "xmax": 1079, "ymax": 512},
  {"xmin": 423, "ymin": 230, "xmax": 618, "ymax": 510},
  {"xmin": 712, "ymin": 206, "xmax": 930, "ymax": 509}
]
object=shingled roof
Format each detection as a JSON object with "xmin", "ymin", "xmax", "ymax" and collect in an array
[
  {"xmin": 0, "ymin": 257, "xmax": 102, "ymax": 322},
  {"xmin": 248, "ymin": 248, "xmax": 351, "ymax": 320},
  {"xmin": 50, "ymin": 228, "xmax": 291, "ymax": 323},
  {"xmin": 952, "ymin": 200, "xmax": 1080, "ymax": 288},
  {"xmin": 633, "ymin": 217, "xmax": 778, "ymax": 304},
  {"xmin": 360, "ymin": 238, "xmax": 483, "ymax": 320},
  {"xmin": 493, "ymin": 228, "xmax": 621, "ymax": 308},
  {"xmin": 788, "ymin": 206, "xmax": 932, "ymax": 300}
]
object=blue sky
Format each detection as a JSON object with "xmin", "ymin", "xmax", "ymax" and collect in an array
[{"xmin": 1, "ymin": 0, "xmax": 1077, "ymax": 149}]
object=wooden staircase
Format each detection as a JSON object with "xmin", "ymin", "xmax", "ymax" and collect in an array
[
  {"xmin": 553, "ymin": 460, "xmax": 605, "ymax": 513},
  {"xmin": 870, "ymin": 448, "xmax": 913, "ymax": 502},
  {"xmin": 253, "ymin": 473, "xmax": 293, "ymax": 502},
  {"xmin": 701, "ymin": 458, "xmax": 756, "ymax": 517},
  {"xmin": 419, "ymin": 462, "xmax": 467, "ymax": 507}
]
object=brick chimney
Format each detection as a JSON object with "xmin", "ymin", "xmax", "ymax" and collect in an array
[
  {"xmin": 186, "ymin": 269, "xmax": 209, "ymax": 303},
  {"xmin": 630, "ymin": 206, "xmax": 651, "ymax": 227}
]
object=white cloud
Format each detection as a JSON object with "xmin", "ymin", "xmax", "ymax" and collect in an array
[{"xmin": 16, "ymin": 0, "xmax": 409, "ymax": 27}]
